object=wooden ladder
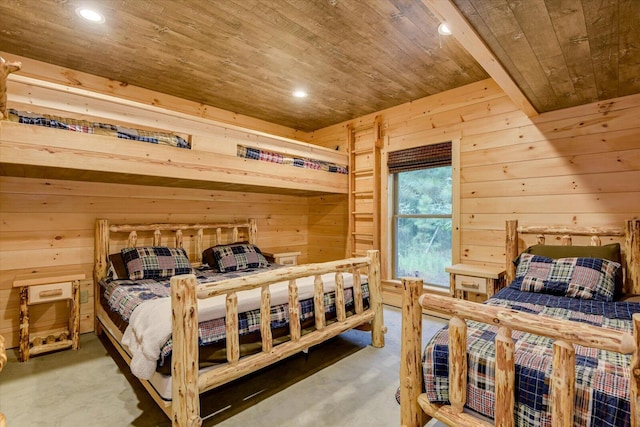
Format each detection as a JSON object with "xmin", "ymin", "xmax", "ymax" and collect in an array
[{"xmin": 347, "ymin": 116, "xmax": 382, "ymax": 258}]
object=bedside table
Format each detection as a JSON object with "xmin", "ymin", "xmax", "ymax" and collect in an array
[
  {"xmin": 445, "ymin": 264, "xmax": 506, "ymax": 300},
  {"xmin": 13, "ymin": 271, "xmax": 85, "ymax": 362},
  {"xmin": 262, "ymin": 251, "xmax": 301, "ymax": 266}
]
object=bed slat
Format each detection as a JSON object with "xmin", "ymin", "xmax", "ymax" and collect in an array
[
  {"xmin": 260, "ymin": 286, "xmax": 272, "ymax": 352},
  {"xmin": 288, "ymin": 280, "xmax": 300, "ymax": 342},
  {"xmin": 313, "ymin": 275, "xmax": 325, "ymax": 330},
  {"xmin": 352, "ymin": 267, "xmax": 363, "ymax": 314},
  {"xmin": 226, "ymin": 292, "xmax": 239, "ymax": 364},
  {"xmin": 335, "ymin": 272, "xmax": 346, "ymax": 322},
  {"xmin": 154, "ymin": 228, "xmax": 161, "ymax": 246},
  {"xmin": 128, "ymin": 230, "xmax": 137, "ymax": 247}
]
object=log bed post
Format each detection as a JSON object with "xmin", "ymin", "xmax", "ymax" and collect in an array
[
  {"xmin": 94, "ymin": 219, "xmax": 110, "ymax": 334},
  {"xmin": 0, "ymin": 56, "xmax": 22, "ymax": 120},
  {"xmin": 626, "ymin": 219, "xmax": 640, "ymax": 295},
  {"xmin": 400, "ymin": 277, "xmax": 426, "ymax": 427},
  {"xmin": 505, "ymin": 220, "xmax": 518, "ymax": 284},
  {"xmin": 171, "ymin": 274, "xmax": 201, "ymax": 427},
  {"xmin": 632, "ymin": 313, "xmax": 639, "ymax": 427},
  {"xmin": 367, "ymin": 250, "xmax": 385, "ymax": 348},
  {"xmin": 0, "ymin": 335, "xmax": 5, "ymax": 427}
]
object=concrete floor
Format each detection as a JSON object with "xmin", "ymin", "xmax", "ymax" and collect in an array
[{"xmin": 0, "ymin": 306, "xmax": 447, "ymax": 427}]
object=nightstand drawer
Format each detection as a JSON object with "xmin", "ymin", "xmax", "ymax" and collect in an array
[
  {"xmin": 277, "ymin": 255, "xmax": 298, "ymax": 266},
  {"xmin": 454, "ymin": 275, "xmax": 487, "ymax": 294},
  {"xmin": 28, "ymin": 281, "xmax": 72, "ymax": 304}
]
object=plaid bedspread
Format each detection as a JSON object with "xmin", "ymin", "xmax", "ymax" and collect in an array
[
  {"xmin": 237, "ymin": 144, "xmax": 348, "ymax": 174},
  {"xmin": 423, "ymin": 286, "xmax": 640, "ymax": 427},
  {"xmin": 8, "ymin": 109, "xmax": 191, "ymax": 148},
  {"xmin": 101, "ymin": 266, "xmax": 369, "ymax": 368}
]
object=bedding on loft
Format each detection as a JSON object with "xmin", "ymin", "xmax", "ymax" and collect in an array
[
  {"xmin": 237, "ymin": 144, "xmax": 348, "ymax": 174},
  {"xmin": 7, "ymin": 108, "xmax": 191, "ymax": 149}
]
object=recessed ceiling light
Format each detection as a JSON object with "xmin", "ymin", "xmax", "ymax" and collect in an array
[
  {"xmin": 438, "ymin": 23, "xmax": 452, "ymax": 36},
  {"xmin": 76, "ymin": 7, "xmax": 105, "ymax": 23},
  {"xmin": 292, "ymin": 90, "xmax": 307, "ymax": 98}
]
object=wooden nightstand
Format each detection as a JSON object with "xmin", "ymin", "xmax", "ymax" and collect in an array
[
  {"xmin": 445, "ymin": 264, "xmax": 506, "ymax": 300},
  {"xmin": 262, "ymin": 251, "xmax": 301, "ymax": 266},
  {"xmin": 13, "ymin": 271, "xmax": 85, "ymax": 362}
]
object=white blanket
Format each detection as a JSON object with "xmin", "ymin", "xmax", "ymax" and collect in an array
[{"xmin": 122, "ymin": 272, "xmax": 354, "ymax": 379}]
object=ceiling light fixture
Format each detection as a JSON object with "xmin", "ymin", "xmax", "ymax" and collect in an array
[
  {"xmin": 76, "ymin": 7, "xmax": 106, "ymax": 23},
  {"xmin": 292, "ymin": 90, "xmax": 308, "ymax": 98},
  {"xmin": 438, "ymin": 23, "xmax": 452, "ymax": 36}
]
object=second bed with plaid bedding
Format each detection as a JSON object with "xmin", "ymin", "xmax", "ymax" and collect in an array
[{"xmin": 422, "ymin": 286, "xmax": 640, "ymax": 427}]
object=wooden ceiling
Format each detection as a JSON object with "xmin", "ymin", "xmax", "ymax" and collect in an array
[{"xmin": 1, "ymin": 1, "xmax": 638, "ymax": 132}]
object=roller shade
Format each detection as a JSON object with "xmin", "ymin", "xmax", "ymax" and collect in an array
[{"xmin": 387, "ymin": 141, "xmax": 451, "ymax": 174}]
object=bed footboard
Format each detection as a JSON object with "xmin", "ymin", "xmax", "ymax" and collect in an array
[
  {"xmin": 171, "ymin": 250, "xmax": 384, "ymax": 427},
  {"xmin": 400, "ymin": 278, "xmax": 639, "ymax": 427}
]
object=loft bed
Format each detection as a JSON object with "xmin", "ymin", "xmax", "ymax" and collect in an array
[
  {"xmin": 0, "ymin": 55, "xmax": 348, "ymax": 195},
  {"xmin": 94, "ymin": 218, "xmax": 385, "ymax": 425},
  {"xmin": 400, "ymin": 219, "xmax": 640, "ymax": 427}
]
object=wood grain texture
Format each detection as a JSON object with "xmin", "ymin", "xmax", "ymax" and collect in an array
[{"xmin": 0, "ymin": 0, "xmax": 487, "ymax": 131}]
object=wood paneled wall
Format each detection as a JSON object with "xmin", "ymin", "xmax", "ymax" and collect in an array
[
  {"xmin": 307, "ymin": 194, "xmax": 348, "ymax": 262},
  {"xmin": 0, "ymin": 177, "xmax": 311, "ymax": 347},
  {"xmin": 310, "ymin": 78, "xmax": 640, "ymax": 305}
]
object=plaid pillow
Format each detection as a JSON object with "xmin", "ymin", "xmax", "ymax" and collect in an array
[
  {"xmin": 514, "ymin": 253, "xmax": 620, "ymax": 301},
  {"xmin": 210, "ymin": 243, "xmax": 269, "ymax": 273},
  {"xmin": 121, "ymin": 246, "xmax": 192, "ymax": 280}
]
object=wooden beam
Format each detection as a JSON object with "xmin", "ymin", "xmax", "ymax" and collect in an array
[{"xmin": 420, "ymin": 0, "xmax": 538, "ymax": 118}]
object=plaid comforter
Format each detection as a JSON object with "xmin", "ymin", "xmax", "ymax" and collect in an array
[
  {"xmin": 423, "ymin": 286, "xmax": 640, "ymax": 427},
  {"xmin": 101, "ymin": 266, "xmax": 369, "ymax": 368},
  {"xmin": 237, "ymin": 144, "xmax": 348, "ymax": 174},
  {"xmin": 8, "ymin": 109, "xmax": 191, "ymax": 148}
]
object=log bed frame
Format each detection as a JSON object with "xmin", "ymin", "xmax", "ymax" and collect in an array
[
  {"xmin": 400, "ymin": 219, "xmax": 640, "ymax": 427},
  {"xmin": 93, "ymin": 218, "xmax": 385, "ymax": 427}
]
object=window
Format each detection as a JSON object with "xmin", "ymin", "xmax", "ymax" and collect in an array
[{"xmin": 389, "ymin": 142, "xmax": 452, "ymax": 287}]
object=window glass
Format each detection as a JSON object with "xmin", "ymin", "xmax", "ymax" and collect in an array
[{"xmin": 394, "ymin": 166, "xmax": 452, "ymax": 287}]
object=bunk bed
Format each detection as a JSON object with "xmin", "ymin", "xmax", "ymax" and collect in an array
[
  {"xmin": 0, "ymin": 55, "xmax": 348, "ymax": 195},
  {"xmin": 400, "ymin": 219, "xmax": 640, "ymax": 427},
  {"xmin": 94, "ymin": 218, "xmax": 384, "ymax": 426}
]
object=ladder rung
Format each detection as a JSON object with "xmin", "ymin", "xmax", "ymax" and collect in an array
[
  {"xmin": 352, "ymin": 234, "xmax": 374, "ymax": 242},
  {"xmin": 353, "ymin": 168, "xmax": 373, "ymax": 176},
  {"xmin": 352, "ymin": 211, "xmax": 373, "ymax": 217}
]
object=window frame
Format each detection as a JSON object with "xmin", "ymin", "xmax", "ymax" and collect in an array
[
  {"xmin": 391, "ymin": 167, "xmax": 453, "ymax": 287},
  {"xmin": 381, "ymin": 136, "xmax": 460, "ymax": 290}
]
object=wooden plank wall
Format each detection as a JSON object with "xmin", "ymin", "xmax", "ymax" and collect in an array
[
  {"xmin": 308, "ymin": 194, "xmax": 348, "ymax": 262},
  {"xmin": 310, "ymin": 78, "xmax": 640, "ymax": 305},
  {"xmin": 0, "ymin": 177, "xmax": 310, "ymax": 348}
]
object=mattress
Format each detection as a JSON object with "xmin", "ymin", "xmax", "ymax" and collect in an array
[{"xmin": 422, "ymin": 286, "xmax": 640, "ymax": 427}]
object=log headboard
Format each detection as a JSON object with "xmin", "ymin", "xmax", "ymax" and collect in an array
[
  {"xmin": 506, "ymin": 219, "xmax": 640, "ymax": 295},
  {"xmin": 93, "ymin": 219, "xmax": 258, "ymax": 284}
]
